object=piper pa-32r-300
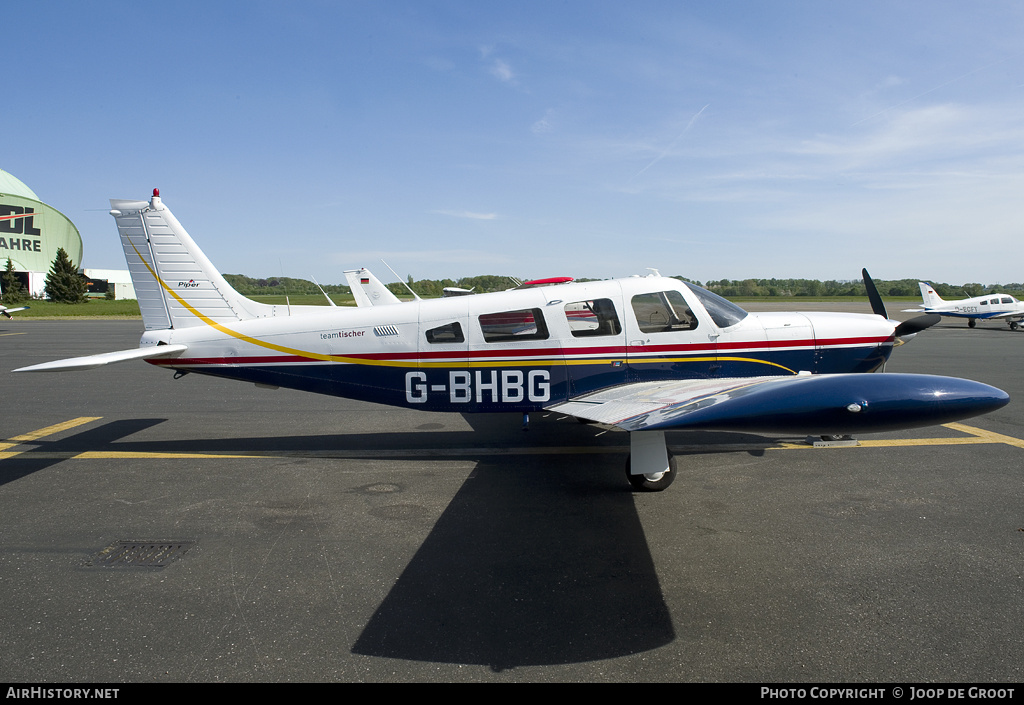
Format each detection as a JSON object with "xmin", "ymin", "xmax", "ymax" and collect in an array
[
  {"xmin": 903, "ymin": 282, "xmax": 1024, "ymax": 330},
  {"xmin": 14, "ymin": 190, "xmax": 1010, "ymax": 491}
]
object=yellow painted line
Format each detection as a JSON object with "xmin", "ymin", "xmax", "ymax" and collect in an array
[
  {"xmin": 944, "ymin": 422, "xmax": 1024, "ymax": 449},
  {"xmin": 3, "ymin": 420, "xmax": 1022, "ymax": 463},
  {"xmin": 0, "ymin": 417, "xmax": 102, "ymax": 453},
  {"xmin": 0, "ymin": 331, "xmax": 26, "ymax": 337},
  {"xmin": 73, "ymin": 451, "xmax": 259, "ymax": 459},
  {"xmin": 772, "ymin": 423, "xmax": 1024, "ymax": 450}
]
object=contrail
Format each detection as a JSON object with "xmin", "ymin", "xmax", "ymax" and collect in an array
[
  {"xmin": 632, "ymin": 104, "xmax": 709, "ymax": 180},
  {"xmin": 852, "ymin": 56, "xmax": 1012, "ymax": 127}
]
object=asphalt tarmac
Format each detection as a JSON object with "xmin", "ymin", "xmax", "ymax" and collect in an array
[{"xmin": 1, "ymin": 315, "xmax": 1022, "ymax": 682}]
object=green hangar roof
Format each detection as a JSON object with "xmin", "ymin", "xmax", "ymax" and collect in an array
[{"xmin": 1, "ymin": 168, "xmax": 83, "ymax": 272}]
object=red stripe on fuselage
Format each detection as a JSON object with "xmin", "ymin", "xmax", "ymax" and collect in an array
[{"xmin": 148, "ymin": 335, "xmax": 892, "ymax": 368}]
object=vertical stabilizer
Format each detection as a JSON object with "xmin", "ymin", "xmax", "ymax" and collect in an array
[
  {"xmin": 919, "ymin": 282, "xmax": 944, "ymax": 309},
  {"xmin": 343, "ymin": 268, "xmax": 403, "ymax": 307},
  {"xmin": 110, "ymin": 190, "xmax": 271, "ymax": 330}
]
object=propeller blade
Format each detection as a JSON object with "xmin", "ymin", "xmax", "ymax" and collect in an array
[
  {"xmin": 894, "ymin": 313, "xmax": 941, "ymax": 338},
  {"xmin": 862, "ymin": 268, "xmax": 887, "ymax": 319}
]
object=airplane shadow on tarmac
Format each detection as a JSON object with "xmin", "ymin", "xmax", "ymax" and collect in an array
[
  {"xmin": 2, "ymin": 414, "xmax": 774, "ymax": 670},
  {"xmin": 349, "ymin": 416, "xmax": 764, "ymax": 670}
]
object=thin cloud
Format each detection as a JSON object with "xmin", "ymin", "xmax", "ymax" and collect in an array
[
  {"xmin": 490, "ymin": 59, "xmax": 515, "ymax": 83},
  {"xmin": 532, "ymin": 109, "xmax": 556, "ymax": 134},
  {"xmin": 433, "ymin": 209, "xmax": 499, "ymax": 220}
]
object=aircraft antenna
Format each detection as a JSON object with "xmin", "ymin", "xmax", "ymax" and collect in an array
[
  {"xmin": 311, "ymin": 276, "xmax": 337, "ymax": 307},
  {"xmin": 279, "ymin": 258, "xmax": 292, "ymax": 315},
  {"xmin": 381, "ymin": 259, "xmax": 421, "ymax": 300}
]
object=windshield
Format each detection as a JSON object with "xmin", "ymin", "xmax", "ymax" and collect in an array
[{"xmin": 684, "ymin": 283, "xmax": 749, "ymax": 328}]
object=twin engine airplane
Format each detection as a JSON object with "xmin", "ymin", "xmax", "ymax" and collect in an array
[
  {"xmin": 13, "ymin": 190, "xmax": 1010, "ymax": 490},
  {"xmin": 903, "ymin": 282, "xmax": 1024, "ymax": 330}
]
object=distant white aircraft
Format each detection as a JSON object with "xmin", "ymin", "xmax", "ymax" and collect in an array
[
  {"xmin": 903, "ymin": 283, "xmax": 1024, "ymax": 330},
  {"xmin": 0, "ymin": 304, "xmax": 29, "ymax": 319}
]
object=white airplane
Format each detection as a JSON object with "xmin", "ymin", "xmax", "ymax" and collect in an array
[
  {"xmin": 1, "ymin": 304, "xmax": 29, "ymax": 319},
  {"xmin": 902, "ymin": 282, "xmax": 1024, "ymax": 330},
  {"xmin": 13, "ymin": 190, "xmax": 1010, "ymax": 491}
]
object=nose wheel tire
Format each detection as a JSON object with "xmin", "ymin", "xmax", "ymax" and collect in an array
[{"xmin": 626, "ymin": 451, "xmax": 677, "ymax": 492}]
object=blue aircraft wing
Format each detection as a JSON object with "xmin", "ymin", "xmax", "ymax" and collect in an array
[{"xmin": 547, "ymin": 373, "xmax": 1008, "ymax": 436}]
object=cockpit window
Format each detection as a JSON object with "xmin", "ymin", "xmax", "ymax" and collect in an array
[
  {"xmin": 479, "ymin": 308, "xmax": 549, "ymax": 342},
  {"xmin": 684, "ymin": 283, "xmax": 749, "ymax": 328},
  {"xmin": 1002, "ymin": 297, "xmax": 1013, "ymax": 304},
  {"xmin": 630, "ymin": 291, "xmax": 699, "ymax": 333},
  {"xmin": 565, "ymin": 298, "xmax": 622, "ymax": 337}
]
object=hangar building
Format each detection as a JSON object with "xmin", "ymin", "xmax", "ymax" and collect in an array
[{"xmin": 1, "ymin": 168, "xmax": 84, "ymax": 299}]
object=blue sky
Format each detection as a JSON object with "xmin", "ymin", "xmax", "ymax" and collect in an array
[{"xmin": 5, "ymin": 1, "xmax": 1024, "ymax": 285}]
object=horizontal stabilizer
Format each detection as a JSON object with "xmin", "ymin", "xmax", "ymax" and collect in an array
[{"xmin": 13, "ymin": 344, "xmax": 188, "ymax": 373}]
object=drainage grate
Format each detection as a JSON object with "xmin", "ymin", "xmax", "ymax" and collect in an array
[{"xmin": 92, "ymin": 541, "xmax": 194, "ymax": 569}]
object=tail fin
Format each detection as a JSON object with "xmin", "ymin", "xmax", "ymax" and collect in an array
[
  {"xmin": 919, "ymin": 282, "xmax": 944, "ymax": 309},
  {"xmin": 110, "ymin": 190, "xmax": 272, "ymax": 330},
  {"xmin": 343, "ymin": 268, "xmax": 403, "ymax": 307}
]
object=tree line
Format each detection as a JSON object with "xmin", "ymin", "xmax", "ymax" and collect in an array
[
  {"xmin": 697, "ymin": 278, "xmax": 1024, "ymax": 298},
  {"xmin": 223, "ymin": 273, "xmax": 1024, "ymax": 299},
  {"xmin": 7, "ymin": 263, "xmax": 1021, "ymax": 306}
]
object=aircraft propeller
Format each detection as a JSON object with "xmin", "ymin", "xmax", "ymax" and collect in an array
[
  {"xmin": 893, "ymin": 313, "xmax": 942, "ymax": 338},
  {"xmin": 862, "ymin": 268, "xmax": 940, "ymax": 340}
]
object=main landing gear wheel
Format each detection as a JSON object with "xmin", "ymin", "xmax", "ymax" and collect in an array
[
  {"xmin": 1010, "ymin": 322, "xmax": 1019, "ymax": 331},
  {"xmin": 625, "ymin": 451, "xmax": 677, "ymax": 492},
  {"xmin": 968, "ymin": 319, "xmax": 977, "ymax": 328}
]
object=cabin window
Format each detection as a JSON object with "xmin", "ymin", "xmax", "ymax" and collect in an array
[
  {"xmin": 981, "ymin": 300, "xmax": 989, "ymax": 306},
  {"xmin": 479, "ymin": 308, "xmax": 549, "ymax": 342},
  {"xmin": 1002, "ymin": 297, "xmax": 1013, "ymax": 304},
  {"xmin": 564, "ymin": 298, "xmax": 622, "ymax": 337},
  {"xmin": 425, "ymin": 322, "xmax": 465, "ymax": 344},
  {"xmin": 630, "ymin": 291, "xmax": 699, "ymax": 333}
]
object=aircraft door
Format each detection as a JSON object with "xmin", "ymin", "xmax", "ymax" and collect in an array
[{"xmin": 624, "ymin": 285, "xmax": 718, "ymax": 381}]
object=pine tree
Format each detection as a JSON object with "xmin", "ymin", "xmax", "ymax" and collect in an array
[
  {"xmin": 44, "ymin": 248, "xmax": 88, "ymax": 304},
  {"xmin": 2, "ymin": 258, "xmax": 24, "ymax": 304}
]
